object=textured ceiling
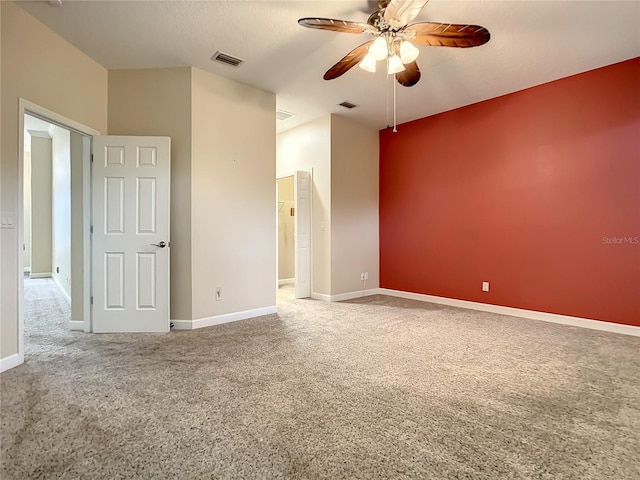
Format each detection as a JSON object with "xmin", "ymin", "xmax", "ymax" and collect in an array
[{"xmin": 17, "ymin": 0, "xmax": 640, "ymax": 133}]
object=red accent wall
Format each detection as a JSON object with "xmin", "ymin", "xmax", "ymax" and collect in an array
[{"xmin": 380, "ymin": 58, "xmax": 640, "ymax": 326}]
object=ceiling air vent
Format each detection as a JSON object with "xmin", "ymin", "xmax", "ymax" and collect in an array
[
  {"xmin": 276, "ymin": 110, "xmax": 296, "ymax": 121},
  {"xmin": 211, "ymin": 51, "xmax": 244, "ymax": 67},
  {"xmin": 338, "ymin": 101, "xmax": 358, "ymax": 109}
]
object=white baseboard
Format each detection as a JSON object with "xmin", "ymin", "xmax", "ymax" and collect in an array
[
  {"xmin": 312, "ymin": 288, "xmax": 380, "ymax": 303},
  {"xmin": 278, "ymin": 278, "xmax": 295, "ymax": 286},
  {"xmin": 311, "ymin": 292, "xmax": 331, "ymax": 302},
  {"xmin": 1, "ymin": 354, "xmax": 23, "ymax": 373},
  {"xmin": 53, "ymin": 275, "xmax": 71, "ymax": 305},
  {"xmin": 68, "ymin": 320, "xmax": 84, "ymax": 331},
  {"xmin": 172, "ymin": 305, "xmax": 278, "ymax": 331},
  {"xmin": 379, "ymin": 288, "xmax": 640, "ymax": 337},
  {"xmin": 30, "ymin": 272, "xmax": 51, "ymax": 279}
]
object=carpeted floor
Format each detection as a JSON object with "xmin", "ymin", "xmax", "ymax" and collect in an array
[{"xmin": 1, "ymin": 278, "xmax": 639, "ymax": 479}]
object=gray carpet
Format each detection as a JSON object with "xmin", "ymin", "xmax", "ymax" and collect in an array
[{"xmin": 1, "ymin": 278, "xmax": 639, "ymax": 479}]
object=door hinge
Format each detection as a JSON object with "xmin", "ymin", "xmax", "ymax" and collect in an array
[
  {"xmin": 90, "ymin": 296, "xmax": 94, "ymax": 305},
  {"xmin": 91, "ymin": 154, "xmax": 94, "ymax": 163},
  {"xmin": 90, "ymin": 225, "xmax": 93, "ymax": 234}
]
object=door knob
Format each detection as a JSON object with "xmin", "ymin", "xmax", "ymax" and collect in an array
[{"xmin": 151, "ymin": 241, "xmax": 167, "ymax": 248}]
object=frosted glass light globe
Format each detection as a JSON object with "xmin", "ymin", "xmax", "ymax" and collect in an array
[
  {"xmin": 399, "ymin": 40, "xmax": 419, "ymax": 64},
  {"xmin": 359, "ymin": 53, "xmax": 377, "ymax": 72},
  {"xmin": 369, "ymin": 36, "xmax": 389, "ymax": 61},
  {"xmin": 387, "ymin": 54, "xmax": 406, "ymax": 74}
]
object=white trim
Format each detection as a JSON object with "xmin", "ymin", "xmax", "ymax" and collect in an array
[
  {"xmin": 171, "ymin": 306, "xmax": 278, "ymax": 330},
  {"xmin": 330, "ymin": 289, "xmax": 381, "ymax": 302},
  {"xmin": 24, "ymin": 267, "xmax": 31, "ymax": 273},
  {"xmin": 68, "ymin": 320, "xmax": 84, "ymax": 331},
  {"xmin": 311, "ymin": 292, "xmax": 331, "ymax": 302},
  {"xmin": 311, "ymin": 289, "xmax": 380, "ymax": 302},
  {"xmin": 21, "ymin": 100, "xmax": 100, "ymax": 136},
  {"xmin": 17, "ymin": 98, "xmax": 101, "ymax": 365},
  {"xmin": 311, "ymin": 288, "xmax": 380, "ymax": 302},
  {"xmin": 53, "ymin": 275, "xmax": 71, "ymax": 304},
  {"xmin": 278, "ymin": 278, "xmax": 294, "ymax": 286},
  {"xmin": 379, "ymin": 288, "xmax": 640, "ymax": 337},
  {"xmin": 1, "ymin": 354, "xmax": 23, "ymax": 373},
  {"xmin": 29, "ymin": 272, "xmax": 52, "ymax": 279}
]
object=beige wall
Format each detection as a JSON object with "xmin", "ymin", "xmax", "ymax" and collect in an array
[
  {"xmin": 109, "ymin": 66, "xmax": 276, "ymax": 322},
  {"xmin": 30, "ymin": 136, "xmax": 53, "ymax": 276},
  {"xmin": 330, "ymin": 115, "xmax": 379, "ymax": 295},
  {"xmin": 70, "ymin": 132, "xmax": 85, "ymax": 321},
  {"xmin": 23, "ymin": 149, "xmax": 31, "ymax": 270},
  {"xmin": 190, "ymin": 67, "xmax": 276, "ymax": 319},
  {"xmin": 276, "ymin": 116, "xmax": 332, "ymax": 295},
  {"xmin": 0, "ymin": 1, "xmax": 108, "ymax": 358},
  {"xmin": 276, "ymin": 115, "xmax": 379, "ymax": 298},
  {"xmin": 0, "ymin": 0, "xmax": 2, "ymax": 291},
  {"xmin": 51, "ymin": 126, "xmax": 71, "ymax": 299},
  {"xmin": 108, "ymin": 67, "xmax": 193, "ymax": 320},
  {"xmin": 277, "ymin": 176, "xmax": 295, "ymax": 281}
]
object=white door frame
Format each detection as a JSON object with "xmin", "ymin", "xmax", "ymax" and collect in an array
[
  {"xmin": 276, "ymin": 169, "xmax": 313, "ymax": 296},
  {"xmin": 16, "ymin": 99, "xmax": 99, "ymax": 365}
]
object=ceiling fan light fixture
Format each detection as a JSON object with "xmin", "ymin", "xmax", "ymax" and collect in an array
[
  {"xmin": 359, "ymin": 53, "xmax": 377, "ymax": 73},
  {"xmin": 369, "ymin": 36, "xmax": 388, "ymax": 61},
  {"xmin": 387, "ymin": 54, "xmax": 406, "ymax": 75},
  {"xmin": 399, "ymin": 40, "xmax": 419, "ymax": 64}
]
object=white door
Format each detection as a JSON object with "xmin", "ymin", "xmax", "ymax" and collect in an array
[
  {"xmin": 295, "ymin": 170, "xmax": 311, "ymax": 298},
  {"xmin": 92, "ymin": 136, "xmax": 171, "ymax": 333}
]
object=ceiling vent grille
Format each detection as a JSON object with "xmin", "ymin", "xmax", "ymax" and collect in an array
[
  {"xmin": 211, "ymin": 51, "xmax": 244, "ymax": 67},
  {"xmin": 338, "ymin": 101, "xmax": 358, "ymax": 109},
  {"xmin": 276, "ymin": 110, "xmax": 296, "ymax": 121}
]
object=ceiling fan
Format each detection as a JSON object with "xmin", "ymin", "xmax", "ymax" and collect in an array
[{"xmin": 298, "ymin": 0, "xmax": 490, "ymax": 88}]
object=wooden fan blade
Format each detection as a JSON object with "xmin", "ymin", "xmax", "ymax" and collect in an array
[
  {"xmin": 406, "ymin": 22, "xmax": 490, "ymax": 48},
  {"xmin": 396, "ymin": 62, "xmax": 421, "ymax": 87},
  {"xmin": 324, "ymin": 41, "xmax": 374, "ymax": 80},
  {"xmin": 298, "ymin": 18, "xmax": 377, "ymax": 34},
  {"xmin": 384, "ymin": 0, "xmax": 430, "ymax": 25}
]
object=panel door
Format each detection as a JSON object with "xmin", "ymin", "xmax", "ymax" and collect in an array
[{"xmin": 92, "ymin": 136, "xmax": 170, "ymax": 332}]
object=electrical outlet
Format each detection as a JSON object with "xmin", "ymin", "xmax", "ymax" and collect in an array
[
  {"xmin": 482, "ymin": 281, "xmax": 489, "ymax": 292},
  {"xmin": 364, "ymin": 272, "xmax": 369, "ymax": 280},
  {"xmin": 215, "ymin": 287, "xmax": 223, "ymax": 301},
  {"xmin": 360, "ymin": 273, "xmax": 366, "ymax": 281}
]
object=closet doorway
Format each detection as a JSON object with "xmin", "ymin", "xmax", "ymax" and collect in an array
[
  {"xmin": 277, "ymin": 176, "xmax": 295, "ymax": 288},
  {"xmin": 276, "ymin": 170, "xmax": 311, "ymax": 298}
]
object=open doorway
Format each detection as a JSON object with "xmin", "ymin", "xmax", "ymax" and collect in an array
[
  {"xmin": 277, "ymin": 175, "xmax": 295, "ymax": 289},
  {"xmin": 23, "ymin": 114, "xmax": 75, "ymax": 345},
  {"xmin": 276, "ymin": 170, "xmax": 311, "ymax": 300},
  {"xmin": 17, "ymin": 99, "xmax": 98, "ymax": 365}
]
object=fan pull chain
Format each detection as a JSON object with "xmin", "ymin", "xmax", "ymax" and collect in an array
[
  {"xmin": 393, "ymin": 73, "xmax": 397, "ymax": 133},
  {"xmin": 386, "ymin": 57, "xmax": 390, "ymax": 129}
]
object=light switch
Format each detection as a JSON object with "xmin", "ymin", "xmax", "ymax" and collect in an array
[{"xmin": 1, "ymin": 213, "xmax": 15, "ymax": 229}]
